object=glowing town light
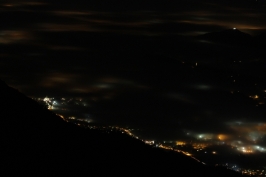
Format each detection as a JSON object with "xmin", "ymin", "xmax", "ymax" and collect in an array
[
  {"xmin": 218, "ymin": 134, "xmax": 227, "ymax": 141},
  {"xmin": 43, "ymin": 97, "xmax": 50, "ymax": 102},
  {"xmin": 176, "ymin": 141, "xmax": 186, "ymax": 145},
  {"xmin": 56, "ymin": 114, "xmax": 64, "ymax": 119},
  {"xmin": 145, "ymin": 140, "xmax": 155, "ymax": 145},
  {"xmin": 233, "ymin": 28, "xmax": 236, "ymax": 30}
]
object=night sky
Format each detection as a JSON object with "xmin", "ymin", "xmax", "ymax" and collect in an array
[{"xmin": 1, "ymin": 0, "xmax": 266, "ymax": 147}]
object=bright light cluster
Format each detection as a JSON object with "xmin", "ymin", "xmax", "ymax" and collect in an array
[{"xmin": 144, "ymin": 140, "xmax": 155, "ymax": 145}]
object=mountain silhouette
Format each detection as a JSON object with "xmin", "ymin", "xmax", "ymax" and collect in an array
[
  {"xmin": 254, "ymin": 32, "xmax": 266, "ymax": 47},
  {"xmin": 198, "ymin": 29, "xmax": 253, "ymax": 46},
  {"xmin": 0, "ymin": 80, "xmax": 244, "ymax": 176}
]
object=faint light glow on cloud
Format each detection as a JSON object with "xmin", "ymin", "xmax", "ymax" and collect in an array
[
  {"xmin": 1, "ymin": 1, "xmax": 266, "ymax": 37},
  {"xmin": 69, "ymin": 88, "xmax": 89, "ymax": 93},
  {"xmin": 0, "ymin": 30, "xmax": 31, "ymax": 44},
  {"xmin": 40, "ymin": 72, "xmax": 80, "ymax": 88},
  {"xmin": 194, "ymin": 84, "xmax": 212, "ymax": 90},
  {"xmin": 225, "ymin": 121, "xmax": 266, "ymax": 144},
  {"xmin": 38, "ymin": 23, "xmax": 97, "ymax": 32},
  {"xmin": 2, "ymin": 1, "xmax": 47, "ymax": 7}
]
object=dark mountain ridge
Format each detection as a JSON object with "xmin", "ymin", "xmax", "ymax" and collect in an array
[
  {"xmin": 198, "ymin": 29, "xmax": 253, "ymax": 46},
  {"xmin": 197, "ymin": 29, "xmax": 266, "ymax": 48},
  {"xmin": 0, "ymin": 80, "xmax": 245, "ymax": 176}
]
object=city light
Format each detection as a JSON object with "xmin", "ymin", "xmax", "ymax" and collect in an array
[{"xmin": 32, "ymin": 96, "xmax": 266, "ymax": 176}]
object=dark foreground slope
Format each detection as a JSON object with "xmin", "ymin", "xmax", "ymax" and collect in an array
[{"xmin": 0, "ymin": 80, "xmax": 244, "ymax": 176}]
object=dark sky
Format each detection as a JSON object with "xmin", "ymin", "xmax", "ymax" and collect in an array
[{"xmin": 1, "ymin": 0, "xmax": 266, "ymax": 146}]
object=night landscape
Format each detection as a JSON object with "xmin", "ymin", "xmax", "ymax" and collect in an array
[{"xmin": 1, "ymin": 0, "xmax": 266, "ymax": 176}]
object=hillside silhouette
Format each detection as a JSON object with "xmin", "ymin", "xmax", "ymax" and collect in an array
[
  {"xmin": 198, "ymin": 29, "xmax": 253, "ymax": 46},
  {"xmin": 0, "ymin": 80, "xmax": 246, "ymax": 176}
]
